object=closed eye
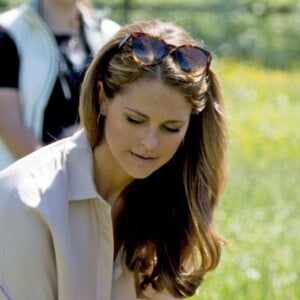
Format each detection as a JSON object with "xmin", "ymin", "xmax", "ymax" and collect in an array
[
  {"xmin": 126, "ymin": 115, "xmax": 144, "ymax": 124},
  {"xmin": 163, "ymin": 126, "xmax": 181, "ymax": 133}
]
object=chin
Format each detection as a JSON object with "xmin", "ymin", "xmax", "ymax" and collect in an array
[{"xmin": 127, "ymin": 168, "xmax": 157, "ymax": 180}]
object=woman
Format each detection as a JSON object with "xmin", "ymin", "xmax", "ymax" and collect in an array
[
  {"xmin": 0, "ymin": 0, "xmax": 119, "ymax": 170},
  {"xmin": 0, "ymin": 20, "xmax": 227, "ymax": 299}
]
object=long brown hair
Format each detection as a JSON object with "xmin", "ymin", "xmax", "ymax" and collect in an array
[{"xmin": 79, "ymin": 20, "xmax": 227, "ymax": 298}]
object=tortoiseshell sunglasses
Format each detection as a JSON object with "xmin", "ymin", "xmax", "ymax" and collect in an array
[{"xmin": 118, "ymin": 32, "xmax": 212, "ymax": 76}]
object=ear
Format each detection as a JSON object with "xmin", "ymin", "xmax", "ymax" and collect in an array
[{"xmin": 97, "ymin": 80, "xmax": 108, "ymax": 116}]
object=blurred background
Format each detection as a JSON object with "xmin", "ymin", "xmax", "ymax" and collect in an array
[{"xmin": 1, "ymin": 0, "xmax": 299, "ymax": 299}]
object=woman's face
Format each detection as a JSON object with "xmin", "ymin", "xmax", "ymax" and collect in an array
[{"xmin": 99, "ymin": 78, "xmax": 192, "ymax": 180}]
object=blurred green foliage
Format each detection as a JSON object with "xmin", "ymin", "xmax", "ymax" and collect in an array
[
  {"xmin": 0, "ymin": 0, "xmax": 22, "ymax": 10},
  {"xmin": 1, "ymin": 0, "xmax": 299, "ymax": 69},
  {"xmin": 94, "ymin": 0, "xmax": 300, "ymax": 69}
]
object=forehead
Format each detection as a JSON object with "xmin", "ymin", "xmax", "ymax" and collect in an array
[{"xmin": 113, "ymin": 78, "xmax": 192, "ymax": 119}]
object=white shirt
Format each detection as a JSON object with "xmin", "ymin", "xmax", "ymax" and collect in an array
[{"xmin": 0, "ymin": 130, "xmax": 175, "ymax": 300}]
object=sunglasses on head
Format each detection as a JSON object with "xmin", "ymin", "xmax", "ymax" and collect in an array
[{"xmin": 118, "ymin": 32, "xmax": 212, "ymax": 77}]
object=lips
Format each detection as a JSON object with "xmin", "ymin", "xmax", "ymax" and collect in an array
[{"xmin": 130, "ymin": 151, "xmax": 157, "ymax": 161}]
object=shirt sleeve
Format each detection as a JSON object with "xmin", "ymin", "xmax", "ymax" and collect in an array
[
  {"xmin": 0, "ymin": 28, "xmax": 20, "ymax": 88},
  {"xmin": 0, "ymin": 286, "xmax": 10, "ymax": 300}
]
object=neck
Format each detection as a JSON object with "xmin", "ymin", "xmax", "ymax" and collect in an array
[
  {"xmin": 93, "ymin": 142, "xmax": 134, "ymax": 207},
  {"xmin": 39, "ymin": 0, "xmax": 80, "ymax": 34}
]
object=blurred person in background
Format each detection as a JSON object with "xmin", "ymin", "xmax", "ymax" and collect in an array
[{"xmin": 0, "ymin": 0, "xmax": 120, "ymax": 170}]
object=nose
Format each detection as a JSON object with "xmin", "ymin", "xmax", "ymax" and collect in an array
[{"xmin": 140, "ymin": 127, "xmax": 159, "ymax": 152}]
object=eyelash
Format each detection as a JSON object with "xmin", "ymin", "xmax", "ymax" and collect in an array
[
  {"xmin": 126, "ymin": 116, "xmax": 143, "ymax": 124},
  {"xmin": 126, "ymin": 116, "xmax": 181, "ymax": 133},
  {"xmin": 164, "ymin": 127, "xmax": 180, "ymax": 133}
]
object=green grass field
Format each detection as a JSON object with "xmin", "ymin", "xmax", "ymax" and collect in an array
[{"xmin": 188, "ymin": 59, "xmax": 300, "ymax": 300}]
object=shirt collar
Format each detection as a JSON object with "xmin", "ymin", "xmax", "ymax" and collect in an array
[{"xmin": 65, "ymin": 129, "xmax": 101, "ymax": 202}]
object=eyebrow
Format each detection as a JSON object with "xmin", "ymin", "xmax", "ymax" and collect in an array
[{"xmin": 124, "ymin": 107, "xmax": 188, "ymax": 124}]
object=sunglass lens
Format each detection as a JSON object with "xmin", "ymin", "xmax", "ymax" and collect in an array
[
  {"xmin": 132, "ymin": 35, "xmax": 169, "ymax": 65},
  {"xmin": 172, "ymin": 46, "xmax": 209, "ymax": 74}
]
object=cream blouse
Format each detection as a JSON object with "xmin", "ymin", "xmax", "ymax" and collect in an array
[{"xmin": 0, "ymin": 130, "xmax": 175, "ymax": 300}]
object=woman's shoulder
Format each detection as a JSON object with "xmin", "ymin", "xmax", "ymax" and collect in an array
[
  {"xmin": 0, "ymin": 138, "xmax": 69, "ymax": 196},
  {"xmin": 0, "ymin": 130, "xmax": 92, "ymax": 205},
  {"xmin": 0, "ymin": 138, "xmax": 74, "ymax": 248}
]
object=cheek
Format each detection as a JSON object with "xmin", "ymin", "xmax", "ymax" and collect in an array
[
  {"xmin": 104, "ymin": 114, "xmax": 135, "ymax": 150},
  {"xmin": 105, "ymin": 119, "xmax": 123, "ymax": 146},
  {"xmin": 161, "ymin": 133, "xmax": 185, "ymax": 157}
]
